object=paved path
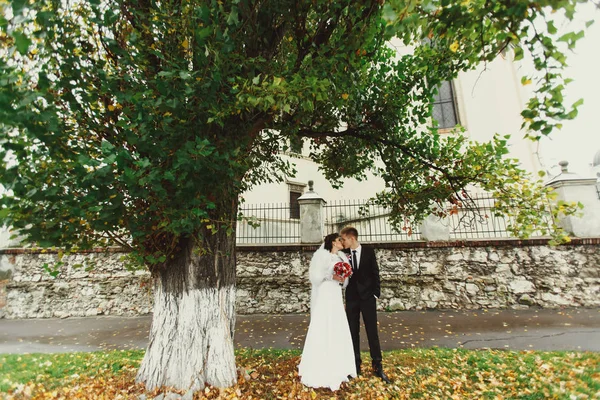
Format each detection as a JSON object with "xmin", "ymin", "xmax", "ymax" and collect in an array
[{"xmin": 1, "ymin": 308, "xmax": 599, "ymax": 354}]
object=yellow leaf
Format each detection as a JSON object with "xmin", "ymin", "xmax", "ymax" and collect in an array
[
  {"xmin": 449, "ymin": 41, "xmax": 459, "ymax": 52},
  {"xmin": 341, "ymin": 93, "xmax": 349, "ymax": 100},
  {"xmin": 182, "ymin": 39, "xmax": 189, "ymax": 49},
  {"xmin": 107, "ymin": 105, "xmax": 115, "ymax": 111},
  {"xmin": 522, "ymin": 79, "xmax": 532, "ymax": 86}
]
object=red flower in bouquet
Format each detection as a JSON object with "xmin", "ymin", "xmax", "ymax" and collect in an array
[{"xmin": 334, "ymin": 261, "xmax": 353, "ymax": 280}]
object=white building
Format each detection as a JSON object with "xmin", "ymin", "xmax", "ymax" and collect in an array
[{"xmin": 241, "ymin": 53, "xmax": 542, "ymax": 207}]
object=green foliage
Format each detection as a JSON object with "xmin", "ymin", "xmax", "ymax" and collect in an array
[
  {"xmin": 0, "ymin": 350, "xmax": 144, "ymax": 392},
  {"xmin": 0, "ymin": 0, "xmax": 589, "ymax": 268}
]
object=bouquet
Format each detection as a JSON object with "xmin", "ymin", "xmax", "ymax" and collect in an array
[{"xmin": 334, "ymin": 261, "xmax": 353, "ymax": 280}]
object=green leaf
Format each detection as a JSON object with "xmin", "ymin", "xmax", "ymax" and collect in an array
[
  {"xmin": 571, "ymin": 98, "xmax": 584, "ymax": 108},
  {"xmin": 12, "ymin": 31, "xmax": 32, "ymax": 55},
  {"xmin": 11, "ymin": 0, "xmax": 28, "ymax": 15},
  {"xmin": 227, "ymin": 8, "xmax": 239, "ymax": 25},
  {"xmin": 381, "ymin": 4, "xmax": 397, "ymax": 23}
]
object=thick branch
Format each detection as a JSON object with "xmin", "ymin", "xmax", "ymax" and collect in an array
[{"xmin": 298, "ymin": 126, "xmax": 447, "ymax": 174}]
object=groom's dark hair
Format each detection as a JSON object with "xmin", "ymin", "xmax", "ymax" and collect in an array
[
  {"xmin": 340, "ymin": 226, "xmax": 358, "ymax": 239},
  {"xmin": 323, "ymin": 233, "xmax": 340, "ymax": 251}
]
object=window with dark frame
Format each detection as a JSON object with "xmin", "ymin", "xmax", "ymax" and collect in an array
[
  {"xmin": 432, "ymin": 81, "xmax": 459, "ymax": 130},
  {"xmin": 289, "ymin": 191, "xmax": 302, "ymax": 219}
]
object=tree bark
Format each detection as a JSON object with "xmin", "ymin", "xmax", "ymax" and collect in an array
[{"xmin": 136, "ymin": 227, "xmax": 237, "ymax": 391}]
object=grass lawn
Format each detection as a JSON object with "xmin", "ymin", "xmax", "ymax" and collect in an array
[{"xmin": 1, "ymin": 348, "xmax": 599, "ymax": 399}]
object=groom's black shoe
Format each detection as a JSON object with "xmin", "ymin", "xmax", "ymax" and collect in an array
[{"xmin": 373, "ymin": 364, "xmax": 391, "ymax": 384}]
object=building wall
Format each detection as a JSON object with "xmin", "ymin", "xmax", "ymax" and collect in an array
[{"xmin": 1, "ymin": 239, "xmax": 598, "ymax": 319}]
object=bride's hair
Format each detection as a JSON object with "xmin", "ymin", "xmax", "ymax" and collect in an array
[{"xmin": 323, "ymin": 233, "xmax": 340, "ymax": 251}]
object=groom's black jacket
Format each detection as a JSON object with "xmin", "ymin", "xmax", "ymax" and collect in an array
[{"xmin": 344, "ymin": 245, "xmax": 381, "ymax": 301}]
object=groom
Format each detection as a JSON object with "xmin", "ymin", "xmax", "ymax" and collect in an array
[{"xmin": 340, "ymin": 227, "xmax": 390, "ymax": 384}]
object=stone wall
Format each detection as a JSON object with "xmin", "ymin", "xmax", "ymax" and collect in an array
[
  {"xmin": 1, "ymin": 238, "xmax": 599, "ymax": 319},
  {"xmin": 0, "ymin": 250, "xmax": 152, "ymax": 319}
]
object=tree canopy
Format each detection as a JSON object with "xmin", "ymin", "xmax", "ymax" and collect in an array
[{"xmin": 0, "ymin": 0, "xmax": 589, "ymax": 263}]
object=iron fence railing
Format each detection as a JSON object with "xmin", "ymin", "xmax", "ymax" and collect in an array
[
  {"xmin": 236, "ymin": 194, "xmax": 555, "ymax": 244},
  {"xmin": 237, "ymin": 203, "xmax": 301, "ymax": 244},
  {"xmin": 447, "ymin": 193, "xmax": 554, "ymax": 239},
  {"xmin": 447, "ymin": 194, "xmax": 513, "ymax": 239},
  {"xmin": 324, "ymin": 199, "xmax": 420, "ymax": 242}
]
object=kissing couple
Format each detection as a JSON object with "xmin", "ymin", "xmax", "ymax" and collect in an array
[{"xmin": 298, "ymin": 227, "xmax": 390, "ymax": 391}]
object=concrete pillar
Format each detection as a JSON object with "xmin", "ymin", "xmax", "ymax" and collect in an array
[
  {"xmin": 297, "ymin": 181, "xmax": 326, "ymax": 244},
  {"xmin": 419, "ymin": 214, "xmax": 450, "ymax": 241},
  {"xmin": 0, "ymin": 226, "xmax": 23, "ymax": 249},
  {"xmin": 545, "ymin": 161, "xmax": 600, "ymax": 237}
]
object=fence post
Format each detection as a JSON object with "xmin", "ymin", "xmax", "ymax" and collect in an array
[
  {"xmin": 545, "ymin": 161, "xmax": 600, "ymax": 237},
  {"xmin": 297, "ymin": 181, "xmax": 326, "ymax": 244},
  {"xmin": 419, "ymin": 214, "xmax": 450, "ymax": 241}
]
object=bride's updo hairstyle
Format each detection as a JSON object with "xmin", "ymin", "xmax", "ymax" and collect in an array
[{"xmin": 323, "ymin": 233, "xmax": 340, "ymax": 251}]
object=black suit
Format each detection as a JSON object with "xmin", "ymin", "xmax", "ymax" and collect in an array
[{"xmin": 344, "ymin": 245, "xmax": 382, "ymax": 371}]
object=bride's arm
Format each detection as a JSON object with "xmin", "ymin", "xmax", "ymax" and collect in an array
[{"xmin": 309, "ymin": 250, "xmax": 334, "ymax": 286}]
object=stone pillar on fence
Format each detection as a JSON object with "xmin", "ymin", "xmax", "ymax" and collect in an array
[
  {"xmin": 419, "ymin": 214, "xmax": 450, "ymax": 241},
  {"xmin": 545, "ymin": 161, "xmax": 600, "ymax": 237},
  {"xmin": 297, "ymin": 181, "xmax": 326, "ymax": 244}
]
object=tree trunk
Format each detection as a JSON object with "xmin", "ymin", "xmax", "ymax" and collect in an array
[{"xmin": 136, "ymin": 227, "xmax": 238, "ymax": 391}]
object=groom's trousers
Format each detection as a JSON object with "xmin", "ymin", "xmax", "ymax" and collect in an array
[{"xmin": 346, "ymin": 295, "xmax": 382, "ymax": 370}]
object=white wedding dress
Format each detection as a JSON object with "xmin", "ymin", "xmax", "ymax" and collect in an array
[{"xmin": 298, "ymin": 249, "xmax": 357, "ymax": 391}]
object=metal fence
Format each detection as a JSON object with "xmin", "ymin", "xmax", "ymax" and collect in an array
[
  {"xmin": 447, "ymin": 193, "xmax": 554, "ymax": 239},
  {"xmin": 236, "ymin": 194, "xmax": 554, "ymax": 244},
  {"xmin": 324, "ymin": 199, "xmax": 420, "ymax": 242},
  {"xmin": 447, "ymin": 194, "xmax": 514, "ymax": 240},
  {"xmin": 237, "ymin": 203, "xmax": 301, "ymax": 244}
]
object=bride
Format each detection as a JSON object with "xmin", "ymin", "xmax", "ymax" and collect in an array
[{"xmin": 298, "ymin": 233, "xmax": 357, "ymax": 390}]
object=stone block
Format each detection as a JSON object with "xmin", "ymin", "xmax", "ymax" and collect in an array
[
  {"xmin": 541, "ymin": 292, "xmax": 572, "ymax": 306},
  {"xmin": 420, "ymin": 262, "xmax": 441, "ymax": 275},
  {"xmin": 470, "ymin": 250, "xmax": 488, "ymax": 263},
  {"xmin": 446, "ymin": 252, "xmax": 464, "ymax": 262},
  {"xmin": 466, "ymin": 283, "xmax": 480, "ymax": 295},
  {"xmin": 509, "ymin": 280, "xmax": 535, "ymax": 294},
  {"xmin": 495, "ymin": 264, "xmax": 511, "ymax": 274},
  {"xmin": 518, "ymin": 294, "xmax": 535, "ymax": 305},
  {"xmin": 388, "ymin": 298, "xmax": 405, "ymax": 311}
]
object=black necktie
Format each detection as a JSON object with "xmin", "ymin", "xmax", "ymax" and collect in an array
[{"xmin": 352, "ymin": 250, "xmax": 358, "ymax": 272}]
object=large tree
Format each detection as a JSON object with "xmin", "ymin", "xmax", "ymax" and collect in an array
[{"xmin": 0, "ymin": 0, "xmax": 588, "ymax": 391}]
